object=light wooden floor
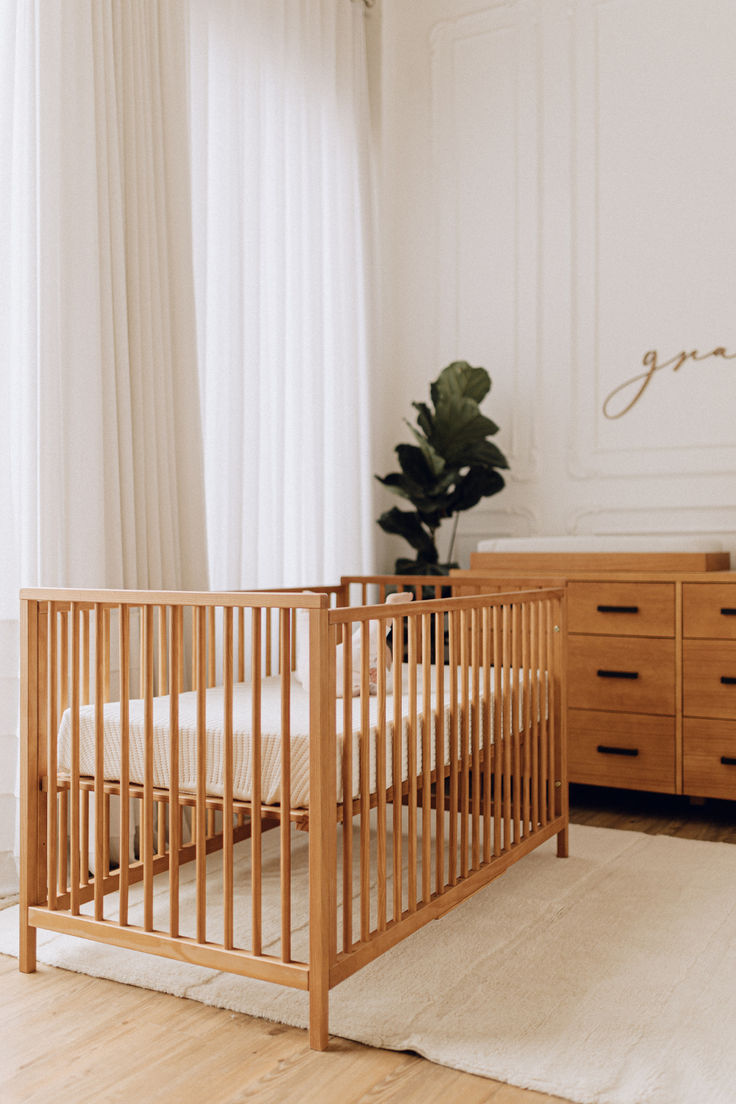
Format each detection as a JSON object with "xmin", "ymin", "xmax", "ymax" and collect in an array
[{"xmin": 3, "ymin": 788, "xmax": 735, "ymax": 1104}]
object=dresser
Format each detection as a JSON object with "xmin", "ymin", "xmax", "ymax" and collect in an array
[{"xmin": 454, "ymin": 549, "xmax": 736, "ymax": 800}]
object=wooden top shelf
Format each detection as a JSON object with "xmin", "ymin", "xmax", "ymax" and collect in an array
[{"xmin": 468, "ymin": 550, "xmax": 732, "ymax": 577}]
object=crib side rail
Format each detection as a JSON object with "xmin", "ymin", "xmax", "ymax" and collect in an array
[
  {"xmin": 19, "ymin": 590, "xmax": 333, "ymax": 995},
  {"xmin": 327, "ymin": 585, "xmax": 568, "ymax": 986}
]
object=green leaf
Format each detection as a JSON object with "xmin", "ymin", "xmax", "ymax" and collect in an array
[
  {"xmin": 451, "ymin": 437, "xmax": 509, "ymax": 471},
  {"xmin": 430, "ymin": 362, "xmax": 490, "ymax": 408},
  {"xmin": 445, "ymin": 466, "xmax": 506, "ymax": 514},
  {"xmin": 405, "ymin": 421, "xmax": 445, "ymax": 476},
  {"xmin": 377, "ymin": 507, "xmax": 438, "ymax": 560},
  {"xmin": 395, "ymin": 444, "xmax": 436, "ymax": 488},
  {"xmin": 411, "ymin": 402, "xmax": 434, "ymax": 441},
  {"xmin": 430, "ymin": 398, "xmax": 499, "ymax": 463}
]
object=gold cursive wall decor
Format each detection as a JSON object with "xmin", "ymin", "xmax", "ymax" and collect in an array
[{"xmin": 602, "ymin": 346, "xmax": 736, "ymax": 420}]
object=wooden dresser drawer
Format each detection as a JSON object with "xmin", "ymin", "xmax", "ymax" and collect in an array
[
  {"xmin": 568, "ymin": 635, "xmax": 675, "ymax": 714},
  {"xmin": 683, "ymin": 583, "xmax": 736, "ymax": 639},
  {"xmin": 683, "ymin": 639, "xmax": 736, "ymax": 718},
  {"xmin": 568, "ymin": 582, "xmax": 675, "ymax": 637},
  {"xmin": 568, "ymin": 710, "xmax": 675, "ymax": 792},
  {"xmin": 683, "ymin": 718, "xmax": 736, "ymax": 799}
]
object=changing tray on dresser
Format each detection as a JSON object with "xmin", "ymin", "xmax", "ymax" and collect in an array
[{"xmin": 453, "ymin": 536, "xmax": 736, "ymax": 801}]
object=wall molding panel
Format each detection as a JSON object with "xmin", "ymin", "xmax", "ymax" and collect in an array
[
  {"xmin": 431, "ymin": 1, "xmax": 542, "ymax": 480},
  {"xmin": 569, "ymin": 0, "xmax": 736, "ymax": 479},
  {"xmin": 377, "ymin": 0, "xmax": 736, "ymax": 566}
]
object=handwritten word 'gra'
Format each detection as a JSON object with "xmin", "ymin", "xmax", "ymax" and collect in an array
[{"xmin": 602, "ymin": 346, "xmax": 736, "ymax": 420}]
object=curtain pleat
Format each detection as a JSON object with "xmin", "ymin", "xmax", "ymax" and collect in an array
[
  {"xmin": 0, "ymin": 0, "xmax": 208, "ymax": 896},
  {"xmin": 190, "ymin": 0, "xmax": 376, "ymax": 588}
]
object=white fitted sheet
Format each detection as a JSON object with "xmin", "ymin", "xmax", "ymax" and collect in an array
[{"xmin": 57, "ymin": 666, "xmax": 542, "ymax": 809}]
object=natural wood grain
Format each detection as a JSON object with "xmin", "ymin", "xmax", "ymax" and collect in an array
[
  {"xmin": 470, "ymin": 550, "xmax": 730, "ymax": 573},
  {"xmin": 0, "ymin": 955, "xmax": 568, "ymax": 1104},
  {"xmin": 7, "ymin": 790, "xmax": 734, "ymax": 1101},
  {"xmin": 567, "ymin": 580, "xmax": 675, "ymax": 637}
]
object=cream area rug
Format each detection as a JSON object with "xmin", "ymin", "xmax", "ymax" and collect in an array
[{"xmin": 2, "ymin": 824, "xmax": 736, "ymax": 1104}]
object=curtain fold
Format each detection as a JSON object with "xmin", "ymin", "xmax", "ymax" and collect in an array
[
  {"xmin": 0, "ymin": 0, "xmax": 209, "ymax": 897},
  {"xmin": 189, "ymin": 0, "xmax": 376, "ymax": 588}
]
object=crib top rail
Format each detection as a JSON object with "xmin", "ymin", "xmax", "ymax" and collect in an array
[
  {"xmin": 19, "ymin": 588, "xmax": 335, "ymax": 610},
  {"xmin": 330, "ymin": 586, "xmax": 566, "ymax": 624}
]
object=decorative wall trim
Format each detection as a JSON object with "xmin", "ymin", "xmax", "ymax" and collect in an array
[
  {"xmin": 431, "ymin": 2, "xmax": 542, "ymax": 481},
  {"xmin": 568, "ymin": 505, "xmax": 736, "ymax": 543},
  {"xmin": 569, "ymin": 0, "xmax": 736, "ymax": 479}
]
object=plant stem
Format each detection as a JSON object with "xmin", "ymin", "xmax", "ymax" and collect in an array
[{"xmin": 446, "ymin": 512, "xmax": 460, "ymax": 566}]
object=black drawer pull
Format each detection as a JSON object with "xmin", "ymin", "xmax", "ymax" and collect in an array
[
  {"xmin": 721, "ymin": 756, "xmax": 736, "ymax": 766},
  {"xmin": 720, "ymin": 676, "xmax": 736, "ymax": 685},
  {"xmin": 597, "ymin": 745, "xmax": 639, "ymax": 757},
  {"xmin": 597, "ymin": 604, "xmax": 639, "ymax": 614},
  {"xmin": 721, "ymin": 608, "xmax": 736, "ymax": 616},
  {"xmin": 597, "ymin": 669, "xmax": 639, "ymax": 680}
]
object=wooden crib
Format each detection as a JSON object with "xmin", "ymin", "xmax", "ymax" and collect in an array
[{"xmin": 19, "ymin": 575, "xmax": 568, "ymax": 1050}]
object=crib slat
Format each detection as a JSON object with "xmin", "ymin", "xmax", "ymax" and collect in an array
[
  {"xmin": 471, "ymin": 608, "xmax": 480, "ymax": 871},
  {"xmin": 421, "ymin": 612, "xmax": 431, "ymax": 904},
  {"xmin": 46, "ymin": 605, "xmax": 58, "ymax": 909},
  {"xmin": 81, "ymin": 609, "xmax": 90, "ymax": 705},
  {"xmin": 459, "ymin": 608, "xmax": 469, "ymax": 879},
  {"xmin": 81, "ymin": 792, "xmax": 89, "ymax": 889},
  {"xmin": 503, "ymin": 604, "xmax": 512, "ymax": 851},
  {"xmin": 407, "ymin": 617, "xmax": 418, "ymax": 913},
  {"xmin": 70, "ymin": 604, "xmax": 81, "ymax": 915},
  {"xmin": 94, "ymin": 604, "xmax": 105, "ymax": 920},
  {"xmin": 223, "ymin": 606, "xmax": 234, "ymax": 950},
  {"xmin": 434, "ymin": 610, "xmax": 445, "ymax": 895},
  {"xmin": 376, "ymin": 617, "xmax": 387, "ymax": 932},
  {"xmin": 463, "ymin": 609, "xmax": 474, "ymax": 874},
  {"xmin": 103, "ymin": 608, "xmax": 110, "ymax": 704},
  {"xmin": 530, "ymin": 601, "xmax": 540, "ymax": 831},
  {"xmin": 207, "ymin": 606, "xmax": 216, "ymax": 688},
  {"xmin": 342, "ymin": 623, "xmax": 353, "ymax": 952},
  {"xmin": 522, "ymin": 603, "xmax": 532, "ymax": 838},
  {"xmin": 58, "ymin": 789, "xmax": 68, "ymax": 897},
  {"xmin": 196, "ymin": 606, "xmax": 208, "ymax": 943},
  {"xmin": 169, "ymin": 606, "xmax": 181, "ymax": 937},
  {"xmin": 156, "ymin": 799, "xmax": 166, "ymax": 857},
  {"xmin": 279, "ymin": 609, "xmax": 291, "ymax": 961},
  {"xmin": 544, "ymin": 600, "xmax": 553, "ymax": 825},
  {"xmin": 512, "ymin": 603, "xmax": 522, "ymax": 846},
  {"xmin": 359, "ymin": 619, "xmax": 370, "ymax": 941},
  {"xmin": 119, "ymin": 606, "xmax": 130, "ymax": 927},
  {"xmin": 391, "ymin": 615, "xmax": 402, "ymax": 924},
  {"xmin": 157, "ymin": 605, "xmax": 167, "ymax": 696},
  {"xmin": 481, "ymin": 606, "xmax": 492, "ymax": 863},
  {"xmin": 492, "ymin": 605, "xmax": 502, "ymax": 858},
  {"xmin": 140, "ymin": 607, "xmax": 146, "ymax": 700},
  {"xmin": 448, "ymin": 610, "xmax": 458, "ymax": 886},
  {"xmin": 143, "ymin": 605, "xmax": 155, "ymax": 932},
  {"xmin": 237, "ymin": 607, "xmax": 245, "ymax": 683},
  {"xmin": 251, "ymin": 608, "xmax": 262, "ymax": 957}
]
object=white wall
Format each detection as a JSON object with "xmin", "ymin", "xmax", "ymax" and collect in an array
[{"xmin": 373, "ymin": 0, "xmax": 736, "ymax": 570}]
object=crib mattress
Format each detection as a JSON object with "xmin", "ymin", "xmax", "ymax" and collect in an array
[{"xmin": 57, "ymin": 668, "xmax": 540, "ymax": 809}]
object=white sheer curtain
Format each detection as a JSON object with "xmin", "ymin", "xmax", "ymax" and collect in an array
[
  {"xmin": 189, "ymin": 0, "xmax": 376, "ymax": 588},
  {"xmin": 0, "ymin": 1, "xmax": 208, "ymax": 897}
]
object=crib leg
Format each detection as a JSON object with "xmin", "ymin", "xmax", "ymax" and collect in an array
[
  {"xmin": 309, "ymin": 979, "xmax": 330, "ymax": 1051},
  {"xmin": 19, "ymin": 914, "xmax": 37, "ymax": 973},
  {"xmin": 557, "ymin": 826, "xmax": 569, "ymax": 858}
]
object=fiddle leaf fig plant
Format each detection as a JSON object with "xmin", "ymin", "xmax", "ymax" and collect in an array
[{"xmin": 376, "ymin": 361, "xmax": 509, "ymax": 575}]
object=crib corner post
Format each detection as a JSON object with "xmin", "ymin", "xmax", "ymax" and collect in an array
[
  {"xmin": 19, "ymin": 597, "xmax": 43, "ymax": 973},
  {"xmin": 308, "ymin": 600, "xmax": 335, "ymax": 1051},
  {"xmin": 553, "ymin": 589, "xmax": 569, "ymax": 859}
]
